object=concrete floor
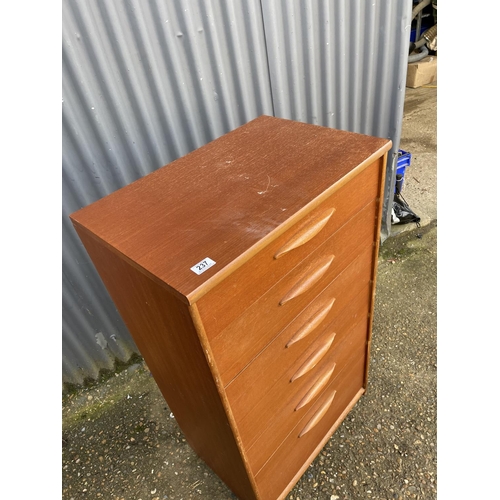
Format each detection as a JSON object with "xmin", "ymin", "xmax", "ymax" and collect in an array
[
  {"xmin": 391, "ymin": 83, "xmax": 437, "ymax": 236},
  {"xmin": 62, "ymin": 83, "xmax": 437, "ymax": 500}
]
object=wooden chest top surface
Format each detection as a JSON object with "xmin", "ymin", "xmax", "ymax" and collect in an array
[{"xmin": 70, "ymin": 115, "xmax": 391, "ymax": 302}]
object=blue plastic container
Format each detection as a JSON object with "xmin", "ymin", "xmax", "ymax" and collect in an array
[{"xmin": 395, "ymin": 149, "xmax": 411, "ymax": 194}]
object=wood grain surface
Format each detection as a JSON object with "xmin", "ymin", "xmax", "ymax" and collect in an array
[
  {"xmin": 73, "ymin": 228, "xmax": 259, "ymax": 500},
  {"xmin": 224, "ymin": 251, "xmax": 373, "ymax": 426},
  {"xmin": 243, "ymin": 318, "xmax": 369, "ymax": 474},
  {"xmin": 70, "ymin": 116, "xmax": 391, "ymax": 303},
  {"xmin": 255, "ymin": 356, "xmax": 366, "ymax": 499},
  {"xmin": 209, "ymin": 199, "xmax": 378, "ymax": 386},
  {"xmin": 197, "ymin": 157, "xmax": 382, "ymax": 337}
]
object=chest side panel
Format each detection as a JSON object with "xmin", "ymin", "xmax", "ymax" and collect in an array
[{"xmin": 72, "ymin": 228, "xmax": 259, "ymax": 500}]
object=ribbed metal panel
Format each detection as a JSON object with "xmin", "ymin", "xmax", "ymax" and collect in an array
[
  {"xmin": 62, "ymin": 0, "xmax": 273, "ymax": 385},
  {"xmin": 261, "ymin": 0, "xmax": 412, "ymax": 238},
  {"xmin": 62, "ymin": 0, "xmax": 411, "ymax": 386}
]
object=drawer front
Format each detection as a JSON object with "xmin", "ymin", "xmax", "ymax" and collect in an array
[
  {"xmin": 210, "ymin": 199, "xmax": 378, "ymax": 385},
  {"xmin": 243, "ymin": 318, "xmax": 368, "ymax": 474},
  {"xmin": 197, "ymin": 160, "xmax": 381, "ymax": 339},
  {"xmin": 255, "ymin": 355, "xmax": 366, "ymax": 499},
  {"xmin": 225, "ymin": 252, "xmax": 373, "ymax": 423}
]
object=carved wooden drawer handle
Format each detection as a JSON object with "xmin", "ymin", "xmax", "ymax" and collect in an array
[
  {"xmin": 286, "ymin": 297, "xmax": 336, "ymax": 347},
  {"xmin": 274, "ymin": 208, "xmax": 336, "ymax": 259},
  {"xmin": 299, "ymin": 389, "xmax": 337, "ymax": 437},
  {"xmin": 290, "ymin": 332, "xmax": 336, "ymax": 382},
  {"xmin": 280, "ymin": 255, "xmax": 335, "ymax": 306},
  {"xmin": 295, "ymin": 361, "xmax": 336, "ymax": 411}
]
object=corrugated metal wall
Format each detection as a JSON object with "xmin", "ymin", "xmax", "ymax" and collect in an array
[
  {"xmin": 62, "ymin": 0, "xmax": 412, "ymax": 386},
  {"xmin": 261, "ymin": 0, "xmax": 411, "ymax": 236}
]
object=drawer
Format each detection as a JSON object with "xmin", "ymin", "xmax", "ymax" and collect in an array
[
  {"xmin": 255, "ymin": 355, "xmax": 366, "ymax": 499},
  {"xmin": 210, "ymin": 199, "xmax": 378, "ymax": 385},
  {"xmin": 225, "ymin": 253, "xmax": 373, "ymax": 423},
  {"xmin": 197, "ymin": 160, "xmax": 381, "ymax": 339},
  {"xmin": 243, "ymin": 318, "xmax": 368, "ymax": 474}
]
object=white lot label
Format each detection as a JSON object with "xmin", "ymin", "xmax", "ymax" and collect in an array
[{"xmin": 190, "ymin": 257, "xmax": 216, "ymax": 275}]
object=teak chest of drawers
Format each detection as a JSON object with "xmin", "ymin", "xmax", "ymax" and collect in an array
[{"xmin": 70, "ymin": 116, "xmax": 392, "ymax": 500}]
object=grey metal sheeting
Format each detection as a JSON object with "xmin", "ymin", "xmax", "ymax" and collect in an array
[{"xmin": 62, "ymin": 0, "xmax": 411, "ymax": 385}]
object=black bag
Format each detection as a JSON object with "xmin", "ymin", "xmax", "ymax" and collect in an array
[{"xmin": 391, "ymin": 193, "xmax": 421, "ymax": 226}]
